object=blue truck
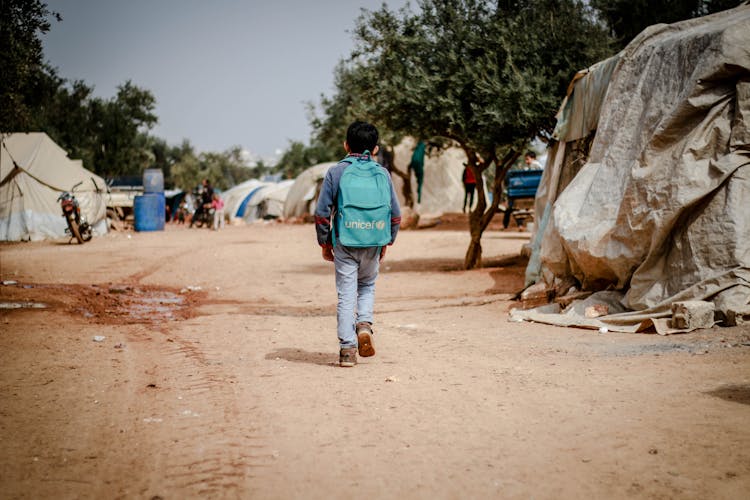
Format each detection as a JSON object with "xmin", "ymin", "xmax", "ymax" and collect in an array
[{"xmin": 503, "ymin": 169, "xmax": 543, "ymax": 229}]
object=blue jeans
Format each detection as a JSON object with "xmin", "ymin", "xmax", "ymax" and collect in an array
[{"xmin": 334, "ymin": 244, "xmax": 380, "ymax": 348}]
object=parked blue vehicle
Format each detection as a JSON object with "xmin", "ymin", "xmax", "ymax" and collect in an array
[{"xmin": 503, "ymin": 169, "xmax": 543, "ymax": 228}]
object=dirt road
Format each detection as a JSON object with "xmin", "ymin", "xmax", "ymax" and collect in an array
[{"xmin": 1, "ymin": 222, "xmax": 748, "ymax": 499}]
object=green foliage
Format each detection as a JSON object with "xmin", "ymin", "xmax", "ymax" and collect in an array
[
  {"xmin": 167, "ymin": 141, "xmax": 258, "ymax": 191},
  {"xmin": 26, "ymin": 65, "xmax": 95, "ymax": 164},
  {"xmin": 276, "ymin": 140, "xmax": 338, "ymax": 180},
  {"xmin": 344, "ymin": 0, "xmax": 614, "ymax": 267},
  {"xmin": 10, "ymin": 61, "xmax": 159, "ymax": 179},
  {"xmin": 352, "ymin": 0, "xmax": 612, "ymax": 151},
  {"xmin": 1, "ymin": 1, "xmax": 249, "ymax": 190},
  {"xmin": 169, "ymin": 141, "xmax": 200, "ymax": 192},
  {"xmin": 591, "ymin": 0, "xmax": 744, "ymax": 49},
  {"xmin": 0, "ymin": 0, "xmax": 60, "ymax": 131},
  {"xmin": 87, "ymin": 81, "xmax": 158, "ymax": 176}
]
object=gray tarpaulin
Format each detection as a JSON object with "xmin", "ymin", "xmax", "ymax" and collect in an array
[{"xmin": 518, "ymin": 5, "xmax": 750, "ymax": 333}]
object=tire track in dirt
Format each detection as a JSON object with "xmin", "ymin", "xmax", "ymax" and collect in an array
[
  {"xmin": 127, "ymin": 325, "xmax": 273, "ymax": 496},
  {"xmin": 190, "ymin": 292, "xmax": 514, "ymax": 319},
  {"xmin": 4, "ymin": 280, "xmax": 273, "ymax": 496}
]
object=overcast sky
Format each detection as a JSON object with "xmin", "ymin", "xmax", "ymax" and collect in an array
[{"xmin": 43, "ymin": 0, "xmax": 411, "ymax": 161}]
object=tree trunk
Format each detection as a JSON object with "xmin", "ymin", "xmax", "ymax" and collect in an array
[
  {"xmin": 462, "ymin": 147, "xmax": 521, "ymax": 269},
  {"xmin": 390, "ymin": 164, "xmax": 414, "ymax": 208},
  {"xmin": 465, "ymin": 222, "xmax": 484, "ymax": 269}
]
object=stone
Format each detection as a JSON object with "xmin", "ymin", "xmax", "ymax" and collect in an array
[
  {"xmin": 585, "ymin": 304, "xmax": 609, "ymax": 318},
  {"xmin": 671, "ymin": 301, "xmax": 715, "ymax": 330},
  {"xmin": 724, "ymin": 306, "xmax": 750, "ymax": 327}
]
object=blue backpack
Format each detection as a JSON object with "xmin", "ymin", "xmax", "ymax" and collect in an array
[{"xmin": 334, "ymin": 152, "xmax": 392, "ymax": 248}]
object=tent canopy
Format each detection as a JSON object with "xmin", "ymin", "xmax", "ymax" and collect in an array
[
  {"xmin": 222, "ymin": 179, "xmax": 268, "ymax": 220},
  {"xmin": 1, "ymin": 132, "xmax": 107, "ymax": 241},
  {"xmin": 283, "ymin": 162, "xmax": 336, "ymax": 219},
  {"xmin": 390, "ymin": 138, "xmax": 470, "ymax": 215},
  {"xmin": 247, "ymin": 180, "xmax": 294, "ymax": 220}
]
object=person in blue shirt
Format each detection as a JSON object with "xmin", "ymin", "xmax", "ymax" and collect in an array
[{"xmin": 315, "ymin": 121, "xmax": 402, "ymax": 367}]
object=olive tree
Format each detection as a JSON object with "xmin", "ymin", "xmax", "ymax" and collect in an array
[{"xmin": 348, "ymin": 0, "xmax": 612, "ymax": 268}]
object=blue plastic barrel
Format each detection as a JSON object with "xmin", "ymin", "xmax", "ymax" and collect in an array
[
  {"xmin": 142, "ymin": 168, "xmax": 164, "ymax": 193},
  {"xmin": 134, "ymin": 193, "xmax": 165, "ymax": 231}
]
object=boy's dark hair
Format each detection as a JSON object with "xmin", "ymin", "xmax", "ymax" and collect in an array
[
  {"xmin": 346, "ymin": 121, "xmax": 379, "ymax": 154},
  {"xmin": 525, "ymin": 151, "xmax": 536, "ymax": 158}
]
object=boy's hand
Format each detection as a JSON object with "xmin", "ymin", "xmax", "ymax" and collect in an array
[
  {"xmin": 379, "ymin": 246, "xmax": 387, "ymax": 261},
  {"xmin": 322, "ymin": 246, "xmax": 334, "ymax": 262}
]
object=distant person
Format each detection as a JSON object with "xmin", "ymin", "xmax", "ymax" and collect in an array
[
  {"xmin": 462, "ymin": 164, "xmax": 476, "ymax": 213},
  {"xmin": 211, "ymin": 193, "xmax": 225, "ymax": 230},
  {"xmin": 408, "ymin": 140, "xmax": 426, "ymax": 204},
  {"xmin": 315, "ymin": 121, "xmax": 401, "ymax": 367},
  {"xmin": 175, "ymin": 197, "xmax": 188, "ymax": 224},
  {"xmin": 183, "ymin": 192, "xmax": 195, "ymax": 224},
  {"xmin": 525, "ymin": 151, "xmax": 543, "ymax": 170},
  {"xmin": 190, "ymin": 178, "xmax": 214, "ymax": 227}
]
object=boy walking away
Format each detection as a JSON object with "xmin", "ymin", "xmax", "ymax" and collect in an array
[{"xmin": 315, "ymin": 121, "xmax": 401, "ymax": 367}]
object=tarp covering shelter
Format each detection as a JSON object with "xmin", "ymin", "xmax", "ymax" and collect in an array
[
  {"xmin": 516, "ymin": 5, "xmax": 750, "ymax": 333},
  {"xmin": 283, "ymin": 162, "xmax": 336, "ymax": 218},
  {"xmin": 222, "ymin": 179, "xmax": 268, "ymax": 220},
  {"xmin": 223, "ymin": 179, "xmax": 294, "ymax": 222},
  {"xmin": 249, "ymin": 180, "xmax": 294, "ymax": 221},
  {"xmin": 0, "ymin": 132, "xmax": 107, "ymax": 241},
  {"xmin": 390, "ymin": 138, "xmax": 470, "ymax": 215}
]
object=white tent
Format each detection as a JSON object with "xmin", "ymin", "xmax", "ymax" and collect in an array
[
  {"xmin": 223, "ymin": 179, "xmax": 294, "ymax": 222},
  {"xmin": 221, "ymin": 179, "xmax": 269, "ymax": 221},
  {"xmin": 282, "ymin": 141, "xmax": 470, "ymax": 221},
  {"xmin": 390, "ymin": 138, "xmax": 470, "ymax": 215},
  {"xmin": 283, "ymin": 162, "xmax": 336, "ymax": 218},
  {"xmin": 0, "ymin": 133, "xmax": 108, "ymax": 241},
  {"xmin": 249, "ymin": 180, "xmax": 294, "ymax": 221}
]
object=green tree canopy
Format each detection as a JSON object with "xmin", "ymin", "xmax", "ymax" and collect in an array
[
  {"xmin": 168, "ymin": 141, "xmax": 258, "ymax": 192},
  {"xmin": 0, "ymin": 0, "xmax": 60, "ymax": 131},
  {"xmin": 591, "ymin": 0, "xmax": 744, "ymax": 49},
  {"xmin": 275, "ymin": 140, "xmax": 338, "ymax": 180},
  {"xmin": 344, "ymin": 0, "xmax": 613, "ymax": 268},
  {"xmin": 88, "ymin": 81, "xmax": 158, "ymax": 176}
]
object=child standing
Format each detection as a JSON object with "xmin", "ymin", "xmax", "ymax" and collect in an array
[
  {"xmin": 211, "ymin": 193, "xmax": 225, "ymax": 230},
  {"xmin": 315, "ymin": 121, "xmax": 401, "ymax": 367},
  {"xmin": 462, "ymin": 164, "xmax": 476, "ymax": 212}
]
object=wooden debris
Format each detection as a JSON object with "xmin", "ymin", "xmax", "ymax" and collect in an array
[{"xmin": 520, "ymin": 282, "xmax": 554, "ymax": 309}]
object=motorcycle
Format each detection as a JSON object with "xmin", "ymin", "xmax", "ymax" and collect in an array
[
  {"xmin": 190, "ymin": 203, "xmax": 215, "ymax": 228},
  {"xmin": 58, "ymin": 182, "xmax": 93, "ymax": 244}
]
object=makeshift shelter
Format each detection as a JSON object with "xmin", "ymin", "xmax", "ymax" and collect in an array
[
  {"xmin": 283, "ymin": 162, "xmax": 336, "ymax": 218},
  {"xmin": 222, "ymin": 179, "xmax": 269, "ymax": 221},
  {"xmin": 516, "ymin": 5, "xmax": 750, "ymax": 333},
  {"xmin": 0, "ymin": 132, "xmax": 107, "ymax": 241},
  {"xmin": 223, "ymin": 179, "xmax": 294, "ymax": 222},
  {"xmin": 249, "ymin": 180, "xmax": 294, "ymax": 221},
  {"xmin": 390, "ymin": 138, "xmax": 470, "ymax": 215}
]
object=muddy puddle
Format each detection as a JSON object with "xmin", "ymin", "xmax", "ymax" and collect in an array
[
  {"xmin": 0, "ymin": 282, "xmax": 204, "ymax": 325},
  {"xmin": 0, "ymin": 301, "xmax": 48, "ymax": 309}
]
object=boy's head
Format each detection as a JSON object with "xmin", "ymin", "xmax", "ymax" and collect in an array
[
  {"xmin": 345, "ymin": 121, "xmax": 379, "ymax": 155},
  {"xmin": 524, "ymin": 151, "xmax": 536, "ymax": 165}
]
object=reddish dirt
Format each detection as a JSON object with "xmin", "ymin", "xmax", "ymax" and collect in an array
[{"xmin": 1, "ymin": 220, "xmax": 748, "ymax": 499}]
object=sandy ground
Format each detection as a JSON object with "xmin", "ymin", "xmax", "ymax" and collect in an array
[{"xmin": 1, "ymin": 219, "xmax": 749, "ymax": 499}]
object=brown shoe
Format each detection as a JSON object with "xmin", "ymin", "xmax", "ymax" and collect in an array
[
  {"xmin": 339, "ymin": 347, "xmax": 357, "ymax": 367},
  {"xmin": 356, "ymin": 322, "xmax": 375, "ymax": 357}
]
